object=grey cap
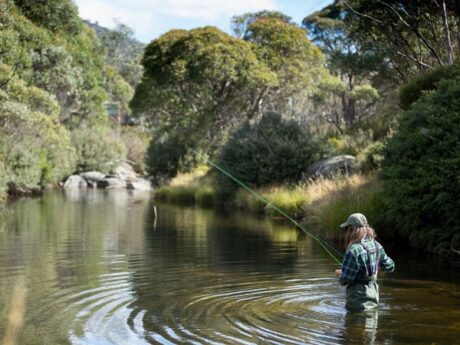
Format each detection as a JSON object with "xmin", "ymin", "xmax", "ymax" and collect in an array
[{"xmin": 340, "ymin": 213, "xmax": 368, "ymax": 229}]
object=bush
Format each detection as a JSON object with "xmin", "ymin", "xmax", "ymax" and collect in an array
[
  {"xmin": 216, "ymin": 112, "xmax": 330, "ymax": 196},
  {"xmin": 0, "ymin": 73, "xmax": 77, "ymax": 192},
  {"xmin": 145, "ymin": 134, "xmax": 206, "ymax": 183},
  {"xmin": 399, "ymin": 64, "xmax": 460, "ymax": 110},
  {"xmin": 71, "ymin": 126, "xmax": 126, "ymax": 173},
  {"xmin": 382, "ymin": 79, "xmax": 460, "ymax": 255},
  {"xmin": 120, "ymin": 127, "xmax": 149, "ymax": 173}
]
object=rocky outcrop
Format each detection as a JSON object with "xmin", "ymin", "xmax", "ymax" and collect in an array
[
  {"xmin": 113, "ymin": 162, "xmax": 137, "ymax": 180},
  {"xmin": 63, "ymin": 161, "xmax": 152, "ymax": 191},
  {"xmin": 305, "ymin": 155, "xmax": 356, "ymax": 179}
]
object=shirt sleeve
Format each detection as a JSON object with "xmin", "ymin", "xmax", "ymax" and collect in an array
[
  {"xmin": 339, "ymin": 249, "xmax": 359, "ymax": 285},
  {"xmin": 379, "ymin": 247, "xmax": 395, "ymax": 272}
]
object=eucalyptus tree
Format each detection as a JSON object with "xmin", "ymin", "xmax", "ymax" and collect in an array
[
  {"xmin": 131, "ymin": 26, "xmax": 277, "ymax": 153},
  {"xmin": 304, "ymin": 3, "xmax": 384, "ymax": 131},
  {"xmin": 238, "ymin": 15, "xmax": 329, "ymax": 120},
  {"xmin": 311, "ymin": 0, "xmax": 459, "ymax": 81}
]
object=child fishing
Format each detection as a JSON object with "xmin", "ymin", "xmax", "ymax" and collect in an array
[{"xmin": 335, "ymin": 213, "xmax": 395, "ymax": 311}]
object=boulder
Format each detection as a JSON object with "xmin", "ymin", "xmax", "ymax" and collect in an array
[
  {"xmin": 80, "ymin": 171, "xmax": 106, "ymax": 182},
  {"xmin": 305, "ymin": 155, "xmax": 356, "ymax": 179},
  {"xmin": 127, "ymin": 178, "xmax": 152, "ymax": 191},
  {"xmin": 63, "ymin": 175, "xmax": 88, "ymax": 189},
  {"xmin": 97, "ymin": 177, "xmax": 127, "ymax": 189},
  {"xmin": 112, "ymin": 162, "xmax": 137, "ymax": 181}
]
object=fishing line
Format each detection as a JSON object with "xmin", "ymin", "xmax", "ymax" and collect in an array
[{"xmin": 200, "ymin": 154, "xmax": 344, "ymax": 265}]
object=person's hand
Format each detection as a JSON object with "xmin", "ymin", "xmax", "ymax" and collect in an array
[{"xmin": 335, "ymin": 269, "xmax": 342, "ymax": 278}]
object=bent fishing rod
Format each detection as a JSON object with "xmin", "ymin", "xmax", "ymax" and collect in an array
[{"xmin": 198, "ymin": 153, "xmax": 344, "ymax": 266}]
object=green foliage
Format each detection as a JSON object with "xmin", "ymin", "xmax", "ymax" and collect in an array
[
  {"xmin": 120, "ymin": 127, "xmax": 149, "ymax": 173},
  {"xmin": 154, "ymin": 169, "xmax": 216, "ymax": 207},
  {"xmin": 14, "ymin": 0, "xmax": 82, "ymax": 34},
  {"xmin": 382, "ymin": 79, "xmax": 460, "ymax": 255},
  {"xmin": 133, "ymin": 26, "xmax": 277, "ymax": 155},
  {"xmin": 0, "ymin": 98, "xmax": 76, "ymax": 192},
  {"xmin": 215, "ymin": 112, "xmax": 330, "ymax": 196},
  {"xmin": 90, "ymin": 20, "xmax": 144, "ymax": 87},
  {"xmin": 71, "ymin": 126, "xmax": 127, "ymax": 173},
  {"xmin": 399, "ymin": 64, "xmax": 460, "ymax": 110},
  {"xmin": 327, "ymin": 129, "xmax": 374, "ymax": 156},
  {"xmin": 242, "ymin": 15, "xmax": 327, "ymax": 116},
  {"xmin": 231, "ymin": 10, "xmax": 292, "ymax": 38},
  {"xmin": 234, "ymin": 186, "xmax": 308, "ymax": 218},
  {"xmin": 312, "ymin": 1, "xmax": 459, "ymax": 81},
  {"xmin": 145, "ymin": 135, "xmax": 206, "ymax": 183},
  {"xmin": 357, "ymin": 141, "xmax": 385, "ymax": 173}
]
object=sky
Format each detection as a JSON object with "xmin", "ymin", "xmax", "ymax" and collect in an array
[{"xmin": 73, "ymin": 0, "xmax": 333, "ymax": 43}]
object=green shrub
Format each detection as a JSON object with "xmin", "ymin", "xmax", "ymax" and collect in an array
[
  {"xmin": 0, "ymin": 69, "xmax": 77, "ymax": 188},
  {"xmin": 71, "ymin": 126, "xmax": 126, "ymax": 173},
  {"xmin": 145, "ymin": 135, "xmax": 206, "ymax": 183},
  {"xmin": 216, "ymin": 112, "xmax": 330, "ymax": 197},
  {"xmin": 357, "ymin": 141, "xmax": 385, "ymax": 173},
  {"xmin": 399, "ymin": 64, "xmax": 460, "ymax": 110},
  {"xmin": 382, "ymin": 79, "xmax": 460, "ymax": 255},
  {"xmin": 120, "ymin": 127, "xmax": 149, "ymax": 173}
]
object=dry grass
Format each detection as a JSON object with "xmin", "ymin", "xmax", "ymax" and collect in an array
[
  {"xmin": 303, "ymin": 174, "xmax": 384, "ymax": 240},
  {"xmin": 235, "ymin": 185, "xmax": 308, "ymax": 218},
  {"xmin": 154, "ymin": 166, "xmax": 216, "ymax": 207}
]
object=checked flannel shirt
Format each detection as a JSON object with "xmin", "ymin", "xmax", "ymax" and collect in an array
[{"xmin": 339, "ymin": 237, "xmax": 395, "ymax": 286}]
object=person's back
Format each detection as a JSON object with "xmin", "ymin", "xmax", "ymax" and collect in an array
[{"xmin": 336, "ymin": 213, "xmax": 395, "ymax": 311}]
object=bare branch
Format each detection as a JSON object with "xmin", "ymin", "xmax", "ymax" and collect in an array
[
  {"xmin": 340, "ymin": 0, "xmax": 383, "ymax": 24},
  {"xmin": 396, "ymin": 51, "xmax": 433, "ymax": 69}
]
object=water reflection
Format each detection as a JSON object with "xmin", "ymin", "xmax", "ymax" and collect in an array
[{"xmin": 0, "ymin": 190, "xmax": 459, "ymax": 344}]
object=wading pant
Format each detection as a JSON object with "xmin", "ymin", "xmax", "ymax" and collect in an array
[{"xmin": 346, "ymin": 281, "xmax": 379, "ymax": 312}]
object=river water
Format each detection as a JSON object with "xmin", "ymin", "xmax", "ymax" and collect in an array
[{"xmin": 0, "ymin": 190, "xmax": 459, "ymax": 345}]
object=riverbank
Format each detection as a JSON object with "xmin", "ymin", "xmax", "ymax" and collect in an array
[{"xmin": 153, "ymin": 167, "xmax": 384, "ymax": 242}]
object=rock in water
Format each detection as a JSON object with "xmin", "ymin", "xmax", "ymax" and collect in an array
[
  {"xmin": 63, "ymin": 175, "xmax": 88, "ymax": 189},
  {"xmin": 305, "ymin": 155, "xmax": 356, "ymax": 179},
  {"xmin": 97, "ymin": 177, "xmax": 127, "ymax": 189},
  {"xmin": 80, "ymin": 171, "xmax": 106, "ymax": 182},
  {"xmin": 112, "ymin": 162, "xmax": 137, "ymax": 180},
  {"xmin": 127, "ymin": 178, "xmax": 152, "ymax": 191}
]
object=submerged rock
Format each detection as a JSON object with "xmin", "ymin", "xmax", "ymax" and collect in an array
[
  {"xmin": 63, "ymin": 175, "xmax": 88, "ymax": 189},
  {"xmin": 305, "ymin": 155, "xmax": 356, "ymax": 179}
]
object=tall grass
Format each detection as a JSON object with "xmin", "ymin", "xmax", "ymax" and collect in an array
[
  {"xmin": 303, "ymin": 174, "xmax": 384, "ymax": 240},
  {"xmin": 234, "ymin": 186, "xmax": 308, "ymax": 218},
  {"xmin": 155, "ymin": 166, "xmax": 385, "ymax": 242},
  {"xmin": 154, "ymin": 166, "xmax": 216, "ymax": 207}
]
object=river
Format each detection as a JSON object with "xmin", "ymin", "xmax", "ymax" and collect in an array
[{"xmin": 0, "ymin": 190, "xmax": 458, "ymax": 344}]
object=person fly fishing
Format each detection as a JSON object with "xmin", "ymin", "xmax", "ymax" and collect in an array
[{"xmin": 335, "ymin": 213, "xmax": 395, "ymax": 311}]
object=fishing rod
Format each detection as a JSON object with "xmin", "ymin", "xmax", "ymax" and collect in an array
[{"xmin": 199, "ymin": 154, "xmax": 344, "ymax": 265}]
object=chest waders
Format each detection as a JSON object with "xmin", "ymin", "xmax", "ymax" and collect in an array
[{"xmin": 346, "ymin": 240, "xmax": 380, "ymax": 312}]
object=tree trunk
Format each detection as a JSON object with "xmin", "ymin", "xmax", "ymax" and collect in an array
[{"xmin": 440, "ymin": 0, "xmax": 454, "ymax": 65}]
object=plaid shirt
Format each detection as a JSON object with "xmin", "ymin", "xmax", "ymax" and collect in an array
[{"xmin": 339, "ymin": 237, "xmax": 395, "ymax": 285}]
